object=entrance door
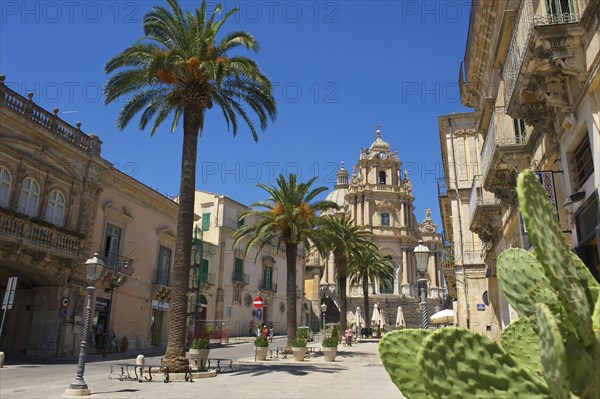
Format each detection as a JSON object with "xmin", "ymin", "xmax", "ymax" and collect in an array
[{"xmin": 150, "ymin": 309, "xmax": 164, "ymax": 346}]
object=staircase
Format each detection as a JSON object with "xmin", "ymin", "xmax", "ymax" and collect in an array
[{"xmin": 347, "ymin": 296, "xmax": 444, "ymax": 329}]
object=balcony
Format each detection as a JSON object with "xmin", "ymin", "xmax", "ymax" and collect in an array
[
  {"xmin": 102, "ymin": 251, "xmax": 135, "ymax": 276},
  {"xmin": 199, "ymin": 272, "xmax": 216, "ymax": 287},
  {"xmin": 259, "ymin": 279, "xmax": 277, "ymax": 293},
  {"xmin": 232, "ymin": 271, "xmax": 249, "ymax": 285},
  {"xmin": 468, "ymin": 176, "xmax": 502, "ymax": 243},
  {"xmin": 0, "ymin": 208, "xmax": 83, "ymax": 257},
  {"xmin": 0, "ymin": 77, "xmax": 102, "ymax": 155},
  {"xmin": 480, "ymin": 107, "xmax": 531, "ymax": 205},
  {"xmin": 503, "ymin": 0, "xmax": 584, "ymax": 125}
]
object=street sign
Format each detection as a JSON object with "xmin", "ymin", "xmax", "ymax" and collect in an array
[
  {"xmin": 256, "ymin": 308, "xmax": 262, "ymax": 320},
  {"xmin": 2, "ymin": 277, "xmax": 17, "ymax": 310},
  {"xmin": 476, "ymin": 304, "xmax": 485, "ymax": 311},
  {"xmin": 59, "ymin": 307, "xmax": 68, "ymax": 319},
  {"xmin": 253, "ymin": 296, "xmax": 264, "ymax": 309}
]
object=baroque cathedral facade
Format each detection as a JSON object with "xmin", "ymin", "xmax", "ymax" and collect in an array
[{"xmin": 307, "ymin": 129, "xmax": 444, "ymax": 328}]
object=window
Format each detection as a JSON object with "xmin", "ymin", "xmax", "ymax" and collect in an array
[
  {"xmin": 513, "ymin": 118, "xmax": 527, "ymax": 144},
  {"xmin": 233, "ymin": 287, "xmax": 242, "ymax": 304},
  {"xmin": 571, "ymin": 134, "xmax": 593, "ymax": 190},
  {"xmin": 378, "ymin": 171, "xmax": 387, "ymax": 185},
  {"xmin": 263, "ymin": 267, "xmax": 273, "ymax": 290},
  {"xmin": 201, "ymin": 212, "xmax": 210, "ymax": 231},
  {"xmin": 0, "ymin": 166, "xmax": 11, "ymax": 208},
  {"xmin": 45, "ymin": 190, "xmax": 65, "ymax": 226},
  {"xmin": 156, "ymin": 245, "xmax": 171, "ymax": 285},
  {"xmin": 234, "ymin": 257, "xmax": 244, "ymax": 282},
  {"xmin": 18, "ymin": 177, "xmax": 40, "ymax": 217},
  {"xmin": 199, "ymin": 259, "xmax": 209, "ymax": 284},
  {"xmin": 381, "ymin": 212, "xmax": 390, "ymax": 226},
  {"xmin": 103, "ymin": 223, "xmax": 122, "ymax": 267},
  {"xmin": 546, "ymin": 0, "xmax": 574, "ymax": 21},
  {"xmin": 237, "ymin": 216, "xmax": 245, "ymax": 228}
]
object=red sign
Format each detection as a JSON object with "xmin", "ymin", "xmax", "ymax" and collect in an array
[{"xmin": 253, "ymin": 296, "xmax": 264, "ymax": 309}]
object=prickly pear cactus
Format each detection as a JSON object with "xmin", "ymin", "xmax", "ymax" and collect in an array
[
  {"xmin": 379, "ymin": 170, "xmax": 599, "ymax": 399},
  {"xmin": 418, "ymin": 328, "xmax": 550, "ymax": 398},
  {"xmin": 379, "ymin": 329, "xmax": 432, "ymax": 398},
  {"xmin": 500, "ymin": 318, "xmax": 542, "ymax": 376}
]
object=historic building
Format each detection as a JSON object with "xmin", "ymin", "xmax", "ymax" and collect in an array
[
  {"xmin": 439, "ymin": 0, "xmax": 599, "ymax": 334},
  {"xmin": 190, "ymin": 190, "xmax": 306, "ymax": 338},
  {"xmin": 0, "ymin": 77, "xmax": 179, "ymax": 357},
  {"xmin": 315, "ymin": 129, "xmax": 444, "ymax": 330}
]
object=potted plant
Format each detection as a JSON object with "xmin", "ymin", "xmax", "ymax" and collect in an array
[
  {"xmin": 291, "ymin": 328, "xmax": 308, "ymax": 361},
  {"xmin": 254, "ymin": 335, "xmax": 269, "ymax": 361},
  {"xmin": 118, "ymin": 336, "xmax": 128, "ymax": 353},
  {"xmin": 188, "ymin": 338, "xmax": 210, "ymax": 370},
  {"xmin": 321, "ymin": 334, "xmax": 339, "ymax": 361}
]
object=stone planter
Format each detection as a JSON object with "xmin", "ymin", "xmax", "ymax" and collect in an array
[
  {"xmin": 322, "ymin": 346, "xmax": 337, "ymax": 362},
  {"xmin": 291, "ymin": 346, "xmax": 306, "ymax": 361},
  {"xmin": 188, "ymin": 348, "xmax": 210, "ymax": 370},
  {"xmin": 255, "ymin": 346, "xmax": 269, "ymax": 361}
]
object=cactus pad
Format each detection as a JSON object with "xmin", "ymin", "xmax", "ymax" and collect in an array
[
  {"xmin": 497, "ymin": 248, "xmax": 560, "ymax": 320},
  {"xmin": 500, "ymin": 318, "xmax": 542, "ymax": 376},
  {"xmin": 517, "ymin": 170, "xmax": 593, "ymax": 346},
  {"xmin": 379, "ymin": 329, "xmax": 432, "ymax": 398},
  {"xmin": 419, "ymin": 328, "xmax": 550, "ymax": 398}
]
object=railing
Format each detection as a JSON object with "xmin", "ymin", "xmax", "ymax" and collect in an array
[
  {"xmin": 503, "ymin": 0, "xmax": 582, "ymax": 107},
  {"xmin": 200, "ymin": 272, "xmax": 216, "ymax": 286},
  {"xmin": 481, "ymin": 107, "xmax": 529, "ymax": 181},
  {"xmin": 0, "ymin": 76, "xmax": 101, "ymax": 155},
  {"xmin": 231, "ymin": 271, "xmax": 249, "ymax": 284},
  {"xmin": 0, "ymin": 209, "xmax": 82, "ymax": 255},
  {"xmin": 467, "ymin": 176, "xmax": 501, "ymax": 227},
  {"xmin": 102, "ymin": 251, "xmax": 135, "ymax": 276},
  {"xmin": 259, "ymin": 279, "xmax": 277, "ymax": 292}
]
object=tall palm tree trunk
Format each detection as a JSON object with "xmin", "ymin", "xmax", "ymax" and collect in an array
[
  {"xmin": 362, "ymin": 277, "xmax": 370, "ymax": 326},
  {"xmin": 336, "ymin": 252, "xmax": 348, "ymax": 333},
  {"xmin": 163, "ymin": 110, "xmax": 201, "ymax": 370},
  {"xmin": 285, "ymin": 243, "xmax": 298, "ymax": 349}
]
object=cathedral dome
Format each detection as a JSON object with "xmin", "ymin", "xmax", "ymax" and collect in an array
[
  {"xmin": 325, "ymin": 162, "xmax": 349, "ymax": 208},
  {"xmin": 369, "ymin": 128, "xmax": 390, "ymax": 151}
]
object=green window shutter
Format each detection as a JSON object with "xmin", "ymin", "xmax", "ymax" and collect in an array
[
  {"xmin": 237, "ymin": 217, "xmax": 244, "ymax": 228},
  {"xmin": 235, "ymin": 258, "xmax": 243, "ymax": 280},
  {"xmin": 199, "ymin": 258, "xmax": 209, "ymax": 283},
  {"xmin": 201, "ymin": 213, "xmax": 211, "ymax": 231}
]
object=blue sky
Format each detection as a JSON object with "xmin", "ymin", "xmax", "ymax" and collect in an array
[{"xmin": 0, "ymin": 0, "xmax": 471, "ymax": 229}]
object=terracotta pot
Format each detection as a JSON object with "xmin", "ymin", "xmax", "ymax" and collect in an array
[
  {"xmin": 322, "ymin": 346, "xmax": 337, "ymax": 362},
  {"xmin": 255, "ymin": 346, "xmax": 269, "ymax": 361},
  {"xmin": 291, "ymin": 347, "xmax": 306, "ymax": 361}
]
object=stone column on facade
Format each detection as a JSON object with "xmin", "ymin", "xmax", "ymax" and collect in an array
[
  {"xmin": 393, "ymin": 261, "xmax": 400, "ymax": 295},
  {"xmin": 427, "ymin": 251, "xmax": 437, "ymax": 298},
  {"xmin": 401, "ymin": 248, "xmax": 411, "ymax": 296},
  {"xmin": 360, "ymin": 195, "xmax": 364, "ymax": 225},
  {"xmin": 365, "ymin": 197, "xmax": 371, "ymax": 226},
  {"xmin": 399, "ymin": 200, "xmax": 405, "ymax": 226}
]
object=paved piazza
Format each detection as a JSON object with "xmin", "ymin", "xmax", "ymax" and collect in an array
[{"xmin": 0, "ymin": 340, "xmax": 403, "ymax": 399}]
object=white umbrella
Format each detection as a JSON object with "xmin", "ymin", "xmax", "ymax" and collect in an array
[
  {"xmin": 371, "ymin": 303, "xmax": 383, "ymax": 328},
  {"xmin": 347, "ymin": 310, "xmax": 356, "ymax": 324},
  {"xmin": 355, "ymin": 307, "xmax": 364, "ymax": 328},
  {"xmin": 430, "ymin": 309, "xmax": 454, "ymax": 325},
  {"xmin": 395, "ymin": 306, "xmax": 406, "ymax": 328}
]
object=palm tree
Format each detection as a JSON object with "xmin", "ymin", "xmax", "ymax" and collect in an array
[
  {"xmin": 233, "ymin": 174, "xmax": 338, "ymax": 349},
  {"xmin": 348, "ymin": 247, "xmax": 394, "ymax": 325},
  {"xmin": 104, "ymin": 0, "xmax": 276, "ymax": 370},
  {"xmin": 315, "ymin": 216, "xmax": 375, "ymax": 333}
]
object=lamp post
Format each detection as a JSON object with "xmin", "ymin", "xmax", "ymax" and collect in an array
[
  {"xmin": 65, "ymin": 254, "xmax": 105, "ymax": 396},
  {"xmin": 320, "ymin": 302, "xmax": 327, "ymax": 332},
  {"xmin": 102, "ymin": 259, "xmax": 130, "ymax": 357},
  {"xmin": 414, "ymin": 240, "xmax": 430, "ymax": 329}
]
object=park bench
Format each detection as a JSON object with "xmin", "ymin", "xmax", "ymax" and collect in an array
[
  {"xmin": 108, "ymin": 363, "xmax": 192, "ymax": 383},
  {"xmin": 274, "ymin": 346, "xmax": 287, "ymax": 359},
  {"xmin": 206, "ymin": 358, "xmax": 233, "ymax": 373},
  {"xmin": 305, "ymin": 346, "xmax": 321, "ymax": 358}
]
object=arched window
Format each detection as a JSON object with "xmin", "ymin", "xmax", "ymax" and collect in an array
[
  {"xmin": 0, "ymin": 166, "xmax": 12, "ymax": 208},
  {"xmin": 45, "ymin": 190, "xmax": 66, "ymax": 226},
  {"xmin": 18, "ymin": 177, "xmax": 40, "ymax": 217},
  {"xmin": 378, "ymin": 171, "xmax": 387, "ymax": 185}
]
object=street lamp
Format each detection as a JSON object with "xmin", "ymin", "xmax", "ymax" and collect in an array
[
  {"xmin": 414, "ymin": 240, "xmax": 430, "ymax": 329},
  {"xmin": 102, "ymin": 259, "xmax": 130, "ymax": 357},
  {"xmin": 320, "ymin": 302, "xmax": 327, "ymax": 332},
  {"xmin": 65, "ymin": 254, "xmax": 105, "ymax": 396}
]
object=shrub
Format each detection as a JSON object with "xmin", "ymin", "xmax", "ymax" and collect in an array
[
  {"xmin": 190, "ymin": 338, "xmax": 210, "ymax": 350},
  {"xmin": 254, "ymin": 335, "xmax": 269, "ymax": 347},
  {"xmin": 292, "ymin": 327, "xmax": 308, "ymax": 347},
  {"xmin": 322, "ymin": 335, "xmax": 338, "ymax": 348}
]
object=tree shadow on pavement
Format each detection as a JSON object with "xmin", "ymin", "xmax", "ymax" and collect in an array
[{"xmin": 230, "ymin": 364, "xmax": 343, "ymax": 377}]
